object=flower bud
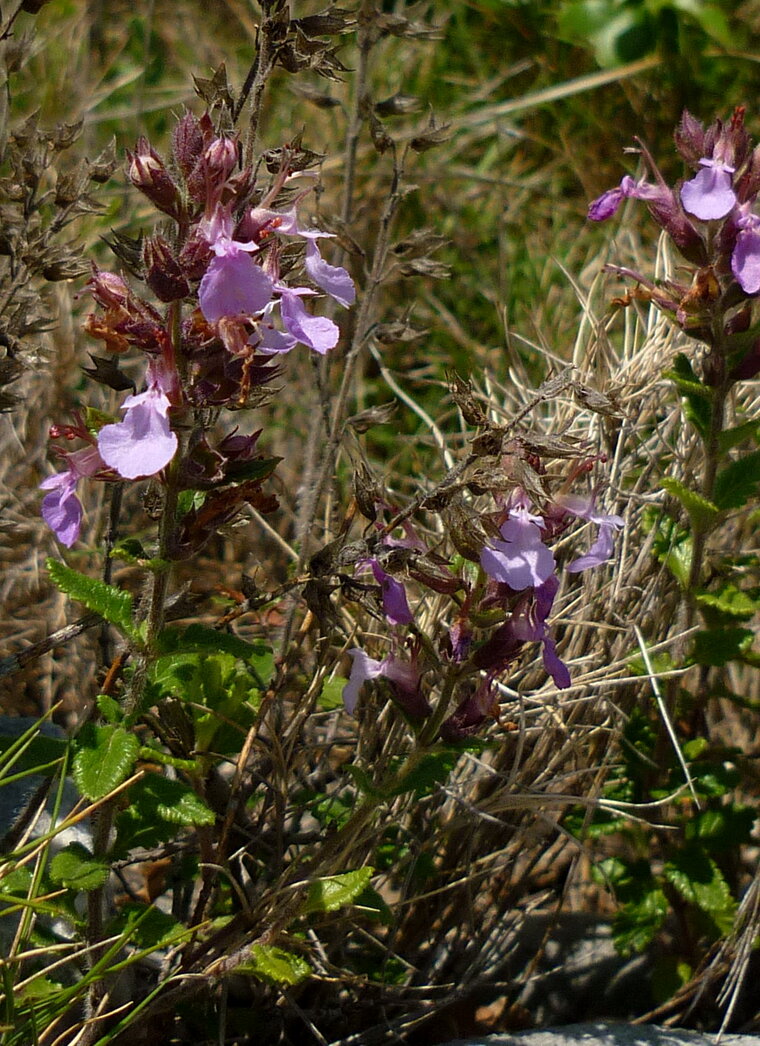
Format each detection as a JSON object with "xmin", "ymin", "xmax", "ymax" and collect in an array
[
  {"xmin": 87, "ymin": 266, "xmax": 129, "ymax": 309},
  {"xmin": 143, "ymin": 236, "xmax": 190, "ymax": 302},
  {"xmin": 204, "ymin": 136, "xmax": 238, "ymax": 183},
  {"xmin": 128, "ymin": 137, "xmax": 181, "ymax": 217},
  {"xmin": 172, "ymin": 111, "xmax": 205, "ymax": 180}
]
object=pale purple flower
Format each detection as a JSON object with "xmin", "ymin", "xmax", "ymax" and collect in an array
[
  {"xmin": 557, "ymin": 493, "xmax": 624, "ymax": 573},
  {"xmin": 680, "ymin": 158, "xmax": 736, "ymax": 221},
  {"xmin": 343, "ymin": 650, "xmax": 386, "ymax": 714},
  {"xmin": 98, "ymin": 367, "xmax": 178, "ymax": 480},
  {"xmin": 247, "ymin": 205, "xmax": 356, "ymax": 308},
  {"xmin": 199, "ymin": 207, "xmax": 274, "ymax": 323},
  {"xmin": 480, "ymin": 504, "xmax": 556, "ymax": 590},
  {"xmin": 304, "ymin": 240, "xmax": 355, "ymax": 308},
  {"xmin": 250, "ymin": 304, "xmax": 298, "ymax": 355},
  {"xmin": 342, "ymin": 649, "xmax": 425, "ymax": 716},
  {"xmin": 40, "ymin": 446, "xmax": 103, "ymax": 547},
  {"xmin": 278, "ymin": 287, "xmax": 339, "ymax": 354},
  {"xmin": 588, "ymin": 175, "xmax": 668, "ymax": 222},
  {"xmin": 511, "ymin": 576, "xmax": 571, "ymax": 689},
  {"xmin": 732, "ymin": 209, "xmax": 760, "ymax": 294}
]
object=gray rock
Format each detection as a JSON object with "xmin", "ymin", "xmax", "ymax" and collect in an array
[{"xmin": 441, "ymin": 1022, "xmax": 760, "ymax": 1046}]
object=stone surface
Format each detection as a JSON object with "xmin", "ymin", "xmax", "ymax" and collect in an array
[{"xmin": 441, "ymin": 1022, "xmax": 760, "ymax": 1046}]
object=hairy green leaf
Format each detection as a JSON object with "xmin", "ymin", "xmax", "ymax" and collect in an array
[
  {"xmin": 388, "ymin": 749, "xmax": 460, "ymax": 797},
  {"xmin": 661, "ymin": 477, "xmax": 718, "ymax": 531},
  {"xmin": 718, "ymin": 420, "xmax": 760, "ymax": 456},
  {"xmin": 713, "ymin": 450, "xmax": 760, "ymax": 510},
  {"xmin": 72, "ymin": 724, "xmax": 139, "ymax": 800},
  {"xmin": 241, "ymin": 945, "xmax": 312, "ymax": 985},
  {"xmin": 303, "ymin": 867, "xmax": 375, "ymax": 914},
  {"xmin": 696, "ymin": 584, "xmax": 758, "ymax": 621},
  {"xmin": 49, "ymin": 843, "xmax": 109, "ymax": 892},
  {"xmin": 318, "ymin": 676, "xmax": 348, "ymax": 710},
  {"xmin": 46, "ymin": 559, "xmax": 135, "ymax": 637},
  {"xmin": 692, "ymin": 628, "xmax": 755, "ymax": 667},
  {"xmin": 664, "ymin": 354, "xmax": 711, "ymax": 438},
  {"xmin": 663, "ymin": 845, "xmax": 736, "ymax": 921},
  {"xmin": 611, "ymin": 887, "xmax": 669, "ymax": 956}
]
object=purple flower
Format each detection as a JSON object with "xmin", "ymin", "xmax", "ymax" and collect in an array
[
  {"xmin": 588, "ymin": 175, "xmax": 667, "ymax": 222},
  {"xmin": 732, "ymin": 208, "xmax": 760, "ymax": 294},
  {"xmin": 480, "ymin": 503, "xmax": 556, "ymax": 590},
  {"xmin": 252, "ymin": 305, "xmax": 298, "ymax": 355},
  {"xmin": 199, "ymin": 207, "xmax": 274, "ymax": 323},
  {"xmin": 98, "ymin": 366, "xmax": 178, "ymax": 480},
  {"xmin": 680, "ymin": 158, "xmax": 736, "ymax": 221},
  {"xmin": 440, "ymin": 681, "xmax": 497, "ymax": 741},
  {"xmin": 362, "ymin": 558, "xmax": 414, "ymax": 625},
  {"xmin": 304, "ymin": 240, "xmax": 355, "ymax": 308},
  {"xmin": 278, "ymin": 287, "xmax": 339, "ymax": 354},
  {"xmin": 512, "ymin": 576, "xmax": 571, "ymax": 689},
  {"xmin": 557, "ymin": 493, "xmax": 624, "ymax": 573},
  {"xmin": 343, "ymin": 649, "xmax": 425, "ymax": 716},
  {"xmin": 40, "ymin": 446, "xmax": 103, "ymax": 547},
  {"xmin": 247, "ymin": 205, "xmax": 356, "ymax": 308}
]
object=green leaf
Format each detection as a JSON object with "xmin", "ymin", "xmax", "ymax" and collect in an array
[
  {"xmin": 663, "ymin": 354, "xmax": 711, "ymax": 438},
  {"xmin": 139, "ymin": 774, "xmax": 215, "ymax": 826},
  {"xmin": 303, "ymin": 867, "xmax": 375, "ymax": 915},
  {"xmin": 110, "ymin": 538, "xmax": 170, "ymax": 573},
  {"xmin": 156, "ymin": 625, "xmax": 274, "ymax": 686},
  {"xmin": 718, "ymin": 420, "xmax": 759, "ymax": 456},
  {"xmin": 49, "ymin": 843, "xmax": 109, "ymax": 892},
  {"xmin": 353, "ymin": 885, "xmax": 394, "ymax": 926},
  {"xmin": 696, "ymin": 584, "xmax": 758, "ymax": 621},
  {"xmin": 114, "ymin": 772, "xmax": 215, "ymax": 856},
  {"xmin": 642, "ymin": 507, "xmax": 692, "ymax": 587},
  {"xmin": 46, "ymin": 559, "xmax": 136, "ymax": 638},
  {"xmin": 692, "ymin": 628, "xmax": 755, "ymax": 667},
  {"xmin": 626, "ymin": 650, "xmax": 675, "ymax": 677},
  {"xmin": 225, "ymin": 455, "xmax": 282, "ymax": 483},
  {"xmin": 663, "ymin": 845, "xmax": 736, "ymax": 922},
  {"xmin": 685, "ymin": 2, "xmax": 731, "ymax": 46},
  {"xmin": 318, "ymin": 676, "xmax": 348, "ymax": 711},
  {"xmin": 72, "ymin": 724, "xmax": 139, "ymax": 800},
  {"xmin": 388, "ymin": 749, "xmax": 460, "ymax": 797},
  {"xmin": 108, "ymin": 903, "xmax": 188, "ymax": 950},
  {"xmin": 685, "ymin": 806, "xmax": 755, "ymax": 851},
  {"xmin": 240, "ymin": 945, "xmax": 312, "ymax": 986},
  {"xmin": 713, "ymin": 450, "xmax": 760, "ymax": 510},
  {"xmin": 96, "ymin": 694, "xmax": 122, "ymax": 724},
  {"xmin": 344, "ymin": 764, "xmax": 384, "ymax": 798},
  {"xmin": 661, "ymin": 477, "xmax": 718, "ymax": 531},
  {"xmin": 612, "ymin": 886, "xmax": 669, "ymax": 956},
  {"xmin": 137, "ymin": 746, "xmax": 200, "ymax": 773}
]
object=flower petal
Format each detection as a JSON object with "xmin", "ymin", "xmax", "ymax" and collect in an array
[
  {"xmin": 481, "ymin": 508, "xmax": 556, "ymax": 590},
  {"xmin": 566, "ymin": 522, "xmax": 617, "ymax": 573},
  {"xmin": 732, "ymin": 227, "xmax": 760, "ymax": 294},
  {"xmin": 305, "ymin": 241, "xmax": 355, "ymax": 307},
  {"xmin": 343, "ymin": 649, "xmax": 385, "ymax": 715},
  {"xmin": 681, "ymin": 165, "xmax": 736, "ymax": 221},
  {"xmin": 199, "ymin": 252, "xmax": 274, "ymax": 322},
  {"xmin": 98, "ymin": 387, "xmax": 178, "ymax": 479},
  {"xmin": 41, "ymin": 473, "xmax": 82, "ymax": 547},
  {"xmin": 279, "ymin": 290, "xmax": 339, "ymax": 354}
]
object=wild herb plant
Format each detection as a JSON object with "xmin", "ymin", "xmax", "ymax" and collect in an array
[
  {"xmin": 578, "ymin": 106, "xmax": 760, "ymax": 1016},
  {"xmin": 2, "ymin": 2, "xmax": 760, "ymax": 1044}
]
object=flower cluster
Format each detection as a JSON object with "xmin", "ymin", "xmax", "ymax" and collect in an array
[
  {"xmin": 588, "ymin": 107, "xmax": 760, "ymax": 380},
  {"xmin": 40, "ymin": 112, "xmax": 355, "ymax": 547},
  {"xmin": 342, "ymin": 462, "xmax": 624, "ymax": 741}
]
